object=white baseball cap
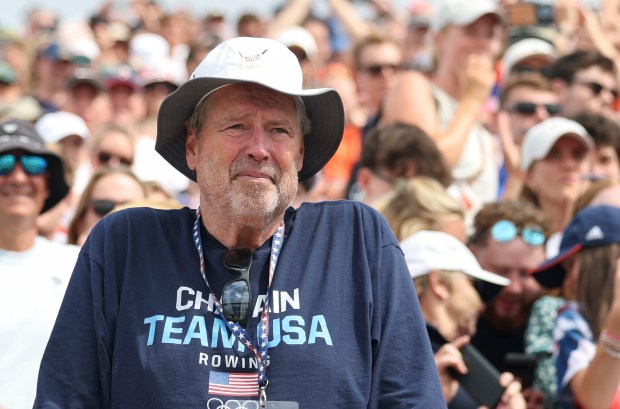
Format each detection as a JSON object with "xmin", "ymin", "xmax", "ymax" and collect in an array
[
  {"xmin": 431, "ymin": 0, "xmax": 502, "ymax": 33},
  {"xmin": 502, "ymin": 38, "xmax": 556, "ymax": 79},
  {"xmin": 401, "ymin": 230, "xmax": 510, "ymax": 286},
  {"xmin": 275, "ymin": 26, "xmax": 318, "ymax": 59},
  {"xmin": 520, "ymin": 117, "xmax": 594, "ymax": 171},
  {"xmin": 35, "ymin": 111, "xmax": 90, "ymax": 144},
  {"xmin": 156, "ymin": 36, "xmax": 344, "ymax": 182}
]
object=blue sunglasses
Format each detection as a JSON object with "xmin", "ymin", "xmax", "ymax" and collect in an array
[
  {"xmin": 490, "ymin": 220, "xmax": 546, "ymax": 247},
  {"xmin": 0, "ymin": 154, "xmax": 48, "ymax": 176}
]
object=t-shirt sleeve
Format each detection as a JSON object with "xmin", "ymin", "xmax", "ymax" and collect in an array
[{"xmin": 367, "ymin": 220, "xmax": 446, "ymax": 408}]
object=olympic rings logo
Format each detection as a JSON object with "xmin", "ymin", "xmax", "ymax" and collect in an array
[{"xmin": 206, "ymin": 398, "xmax": 261, "ymax": 409}]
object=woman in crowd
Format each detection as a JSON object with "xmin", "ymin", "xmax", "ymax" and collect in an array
[
  {"xmin": 519, "ymin": 117, "xmax": 594, "ymax": 258},
  {"xmin": 67, "ymin": 167, "xmax": 145, "ymax": 245},
  {"xmin": 382, "ymin": 0, "xmax": 504, "ymax": 219},
  {"xmin": 530, "ymin": 205, "xmax": 620, "ymax": 408}
]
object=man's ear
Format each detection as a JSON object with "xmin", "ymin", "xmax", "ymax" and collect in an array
[
  {"xmin": 296, "ymin": 140, "xmax": 304, "ymax": 173},
  {"xmin": 356, "ymin": 167, "xmax": 372, "ymax": 193},
  {"xmin": 186, "ymin": 127, "xmax": 198, "ymax": 171},
  {"xmin": 427, "ymin": 270, "xmax": 450, "ymax": 301},
  {"xmin": 550, "ymin": 77, "xmax": 568, "ymax": 99}
]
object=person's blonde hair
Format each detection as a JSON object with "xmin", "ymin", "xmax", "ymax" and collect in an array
[
  {"xmin": 374, "ymin": 176, "xmax": 464, "ymax": 241},
  {"xmin": 413, "ymin": 269, "xmax": 462, "ymax": 298}
]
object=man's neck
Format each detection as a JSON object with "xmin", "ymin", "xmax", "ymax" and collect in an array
[
  {"xmin": 0, "ymin": 217, "xmax": 39, "ymax": 252},
  {"xmin": 199, "ymin": 207, "xmax": 285, "ymax": 250}
]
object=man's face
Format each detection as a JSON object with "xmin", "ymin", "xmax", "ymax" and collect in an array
[
  {"xmin": 0, "ymin": 150, "xmax": 49, "ymax": 220},
  {"xmin": 502, "ymin": 85, "xmax": 560, "ymax": 145},
  {"xmin": 186, "ymin": 83, "xmax": 304, "ymax": 222},
  {"xmin": 355, "ymin": 42, "xmax": 403, "ymax": 114},
  {"xmin": 471, "ymin": 236, "xmax": 545, "ymax": 330},
  {"xmin": 557, "ymin": 65, "xmax": 618, "ymax": 118},
  {"xmin": 592, "ymin": 144, "xmax": 620, "ymax": 179}
]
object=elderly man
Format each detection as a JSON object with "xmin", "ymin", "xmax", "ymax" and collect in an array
[
  {"xmin": 34, "ymin": 37, "xmax": 444, "ymax": 408},
  {"xmin": 0, "ymin": 119, "xmax": 79, "ymax": 409}
]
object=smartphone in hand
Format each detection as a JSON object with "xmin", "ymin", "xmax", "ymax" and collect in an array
[
  {"xmin": 503, "ymin": 352, "xmax": 538, "ymax": 389},
  {"xmin": 449, "ymin": 344, "xmax": 505, "ymax": 408},
  {"xmin": 428, "ymin": 329, "xmax": 505, "ymax": 408}
]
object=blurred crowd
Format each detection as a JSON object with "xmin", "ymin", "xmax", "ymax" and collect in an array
[{"xmin": 4, "ymin": 0, "xmax": 620, "ymax": 407}]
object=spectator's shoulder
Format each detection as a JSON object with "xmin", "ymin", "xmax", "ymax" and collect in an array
[
  {"xmin": 297, "ymin": 199, "xmax": 384, "ymax": 219},
  {"xmin": 295, "ymin": 200, "xmax": 396, "ymax": 243},
  {"xmin": 104, "ymin": 205, "xmax": 192, "ymax": 225}
]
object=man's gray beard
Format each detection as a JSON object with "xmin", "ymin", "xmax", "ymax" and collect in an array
[{"xmin": 227, "ymin": 171, "xmax": 298, "ymax": 222}]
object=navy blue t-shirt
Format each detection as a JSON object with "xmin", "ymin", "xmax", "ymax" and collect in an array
[{"xmin": 35, "ymin": 201, "xmax": 445, "ymax": 408}]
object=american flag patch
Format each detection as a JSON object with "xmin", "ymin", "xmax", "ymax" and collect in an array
[{"xmin": 208, "ymin": 371, "xmax": 258, "ymax": 396}]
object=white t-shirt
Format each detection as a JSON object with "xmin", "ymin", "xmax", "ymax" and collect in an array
[{"xmin": 0, "ymin": 237, "xmax": 80, "ymax": 409}]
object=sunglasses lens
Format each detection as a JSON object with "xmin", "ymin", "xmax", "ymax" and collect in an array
[
  {"xmin": 545, "ymin": 104, "xmax": 562, "ymax": 115},
  {"xmin": 91, "ymin": 200, "xmax": 116, "ymax": 217},
  {"xmin": 514, "ymin": 103, "xmax": 536, "ymax": 115},
  {"xmin": 98, "ymin": 152, "xmax": 133, "ymax": 167},
  {"xmin": 0, "ymin": 154, "xmax": 16, "ymax": 175},
  {"xmin": 221, "ymin": 279, "xmax": 250, "ymax": 324},
  {"xmin": 0, "ymin": 155, "xmax": 47, "ymax": 175},
  {"xmin": 365, "ymin": 64, "xmax": 399, "ymax": 75},
  {"xmin": 223, "ymin": 248, "xmax": 253, "ymax": 272},
  {"xmin": 491, "ymin": 220, "xmax": 517, "ymax": 243},
  {"xmin": 21, "ymin": 155, "xmax": 48, "ymax": 175},
  {"xmin": 522, "ymin": 227, "xmax": 545, "ymax": 247}
]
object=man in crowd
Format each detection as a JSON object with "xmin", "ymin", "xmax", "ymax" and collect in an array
[
  {"xmin": 548, "ymin": 50, "xmax": 618, "ymax": 119},
  {"xmin": 468, "ymin": 200, "xmax": 547, "ymax": 372},
  {"xmin": 35, "ymin": 37, "xmax": 445, "ymax": 407},
  {"xmin": 0, "ymin": 119, "xmax": 79, "ymax": 409}
]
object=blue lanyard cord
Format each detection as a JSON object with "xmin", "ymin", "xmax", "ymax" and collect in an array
[{"xmin": 192, "ymin": 208, "xmax": 284, "ymax": 391}]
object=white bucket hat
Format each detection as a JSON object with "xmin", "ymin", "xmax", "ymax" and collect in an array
[{"xmin": 155, "ymin": 36, "xmax": 344, "ymax": 181}]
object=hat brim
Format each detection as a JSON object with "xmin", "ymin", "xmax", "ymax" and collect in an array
[
  {"xmin": 529, "ymin": 244, "xmax": 583, "ymax": 288},
  {"xmin": 155, "ymin": 77, "xmax": 344, "ymax": 181},
  {"xmin": 466, "ymin": 267, "xmax": 511, "ymax": 286},
  {"xmin": 0, "ymin": 142, "xmax": 69, "ymax": 213}
]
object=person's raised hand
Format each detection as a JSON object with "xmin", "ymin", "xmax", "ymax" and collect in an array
[
  {"xmin": 480, "ymin": 372, "xmax": 526, "ymax": 409},
  {"xmin": 460, "ymin": 54, "xmax": 496, "ymax": 108},
  {"xmin": 434, "ymin": 335, "xmax": 470, "ymax": 403}
]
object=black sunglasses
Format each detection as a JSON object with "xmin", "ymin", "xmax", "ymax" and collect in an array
[
  {"xmin": 90, "ymin": 199, "xmax": 127, "ymax": 217},
  {"xmin": 97, "ymin": 151, "xmax": 133, "ymax": 167},
  {"xmin": 508, "ymin": 102, "xmax": 561, "ymax": 116},
  {"xmin": 574, "ymin": 80, "xmax": 619, "ymax": 99},
  {"xmin": 363, "ymin": 64, "xmax": 401, "ymax": 76},
  {"xmin": 222, "ymin": 248, "xmax": 253, "ymax": 326}
]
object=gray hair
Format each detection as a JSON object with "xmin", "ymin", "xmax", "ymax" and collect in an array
[{"xmin": 185, "ymin": 91, "xmax": 312, "ymax": 139}]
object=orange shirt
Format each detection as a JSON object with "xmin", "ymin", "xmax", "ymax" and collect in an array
[{"xmin": 321, "ymin": 124, "xmax": 362, "ymax": 181}]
